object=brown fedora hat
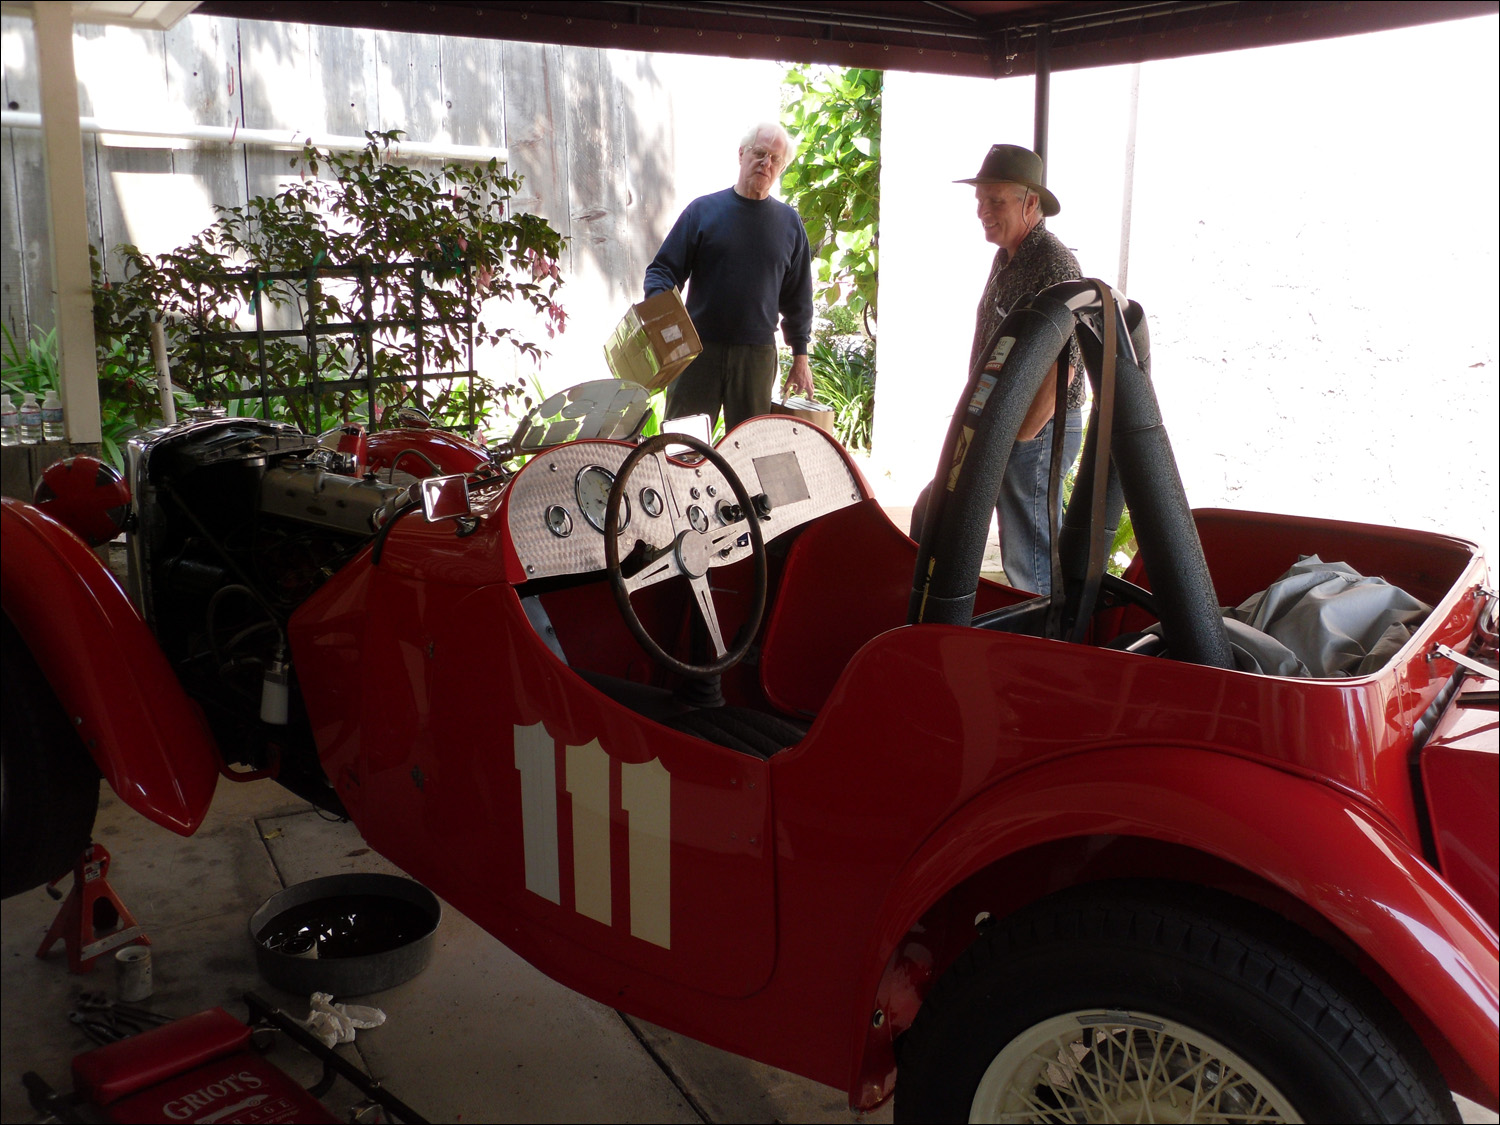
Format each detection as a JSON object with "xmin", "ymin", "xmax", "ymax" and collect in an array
[{"xmin": 955, "ymin": 144, "xmax": 1060, "ymax": 216}]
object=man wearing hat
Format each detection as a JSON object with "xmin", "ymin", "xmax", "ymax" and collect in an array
[{"xmin": 959, "ymin": 144, "xmax": 1086, "ymax": 595}]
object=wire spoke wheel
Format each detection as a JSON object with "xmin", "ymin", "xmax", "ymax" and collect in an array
[
  {"xmin": 971, "ymin": 1012, "xmax": 1299, "ymax": 1124},
  {"xmin": 893, "ymin": 884, "xmax": 1459, "ymax": 1125}
]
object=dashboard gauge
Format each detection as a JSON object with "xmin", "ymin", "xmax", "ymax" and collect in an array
[
  {"xmin": 639, "ymin": 487, "xmax": 664, "ymax": 518},
  {"xmin": 686, "ymin": 504, "xmax": 709, "ymax": 534},
  {"xmin": 575, "ymin": 465, "xmax": 628, "ymax": 533},
  {"xmin": 544, "ymin": 505, "xmax": 573, "ymax": 538}
]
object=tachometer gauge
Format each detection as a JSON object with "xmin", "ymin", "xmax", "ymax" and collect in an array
[
  {"xmin": 639, "ymin": 487, "xmax": 664, "ymax": 518},
  {"xmin": 686, "ymin": 504, "xmax": 709, "ymax": 533},
  {"xmin": 544, "ymin": 505, "xmax": 573, "ymax": 538},
  {"xmin": 575, "ymin": 465, "xmax": 628, "ymax": 533}
]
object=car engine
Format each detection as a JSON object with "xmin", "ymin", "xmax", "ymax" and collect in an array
[{"xmin": 124, "ymin": 419, "xmax": 420, "ymax": 809}]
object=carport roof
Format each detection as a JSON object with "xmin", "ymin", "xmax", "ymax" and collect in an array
[{"xmin": 195, "ymin": 0, "xmax": 1496, "ymax": 78}]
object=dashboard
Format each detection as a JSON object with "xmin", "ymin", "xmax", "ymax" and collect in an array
[{"xmin": 503, "ymin": 416, "xmax": 866, "ymax": 581}]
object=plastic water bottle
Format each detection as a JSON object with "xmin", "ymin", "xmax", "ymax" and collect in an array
[
  {"xmin": 42, "ymin": 389, "xmax": 65, "ymax": 442},
  {"xmin": 0, "ymin": 394, "xmax": 19, "ymax": 446},
  {"xmin": 18, "ymin": 392, "xmax": 43, "ymax": 444}
]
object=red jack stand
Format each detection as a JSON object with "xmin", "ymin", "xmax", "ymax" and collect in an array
[{"xmin": 36, "ymin": 844, "xmax": 150, "ymax": 974}]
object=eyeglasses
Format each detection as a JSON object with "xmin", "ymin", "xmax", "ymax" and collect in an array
[{"xmin": 747, "ymin": 146, "xmax": 787, "ymax": 171}]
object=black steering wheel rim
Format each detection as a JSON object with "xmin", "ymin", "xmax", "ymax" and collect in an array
[{"xmin": 604, "ymin": 433, "xmax": 769, "ymax": 679}]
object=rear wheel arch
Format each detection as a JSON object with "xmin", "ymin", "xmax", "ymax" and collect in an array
[
  {"xmin": 891, "ymin": 877, "xmax": 1460, "ymax": 1123},
  {"xmin": 859, "ymin": 834, "xmax": 1483, "ymax": 1114}
]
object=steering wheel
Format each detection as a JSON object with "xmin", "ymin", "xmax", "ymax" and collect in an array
[{"xmin": 604, "ymin": 433, "xmax": 768, "ymax": 679}]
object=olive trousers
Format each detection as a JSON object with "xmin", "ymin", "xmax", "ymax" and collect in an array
[{"xmin": 663, "ymin": 342, "xmax": 778, "ymax": 432}]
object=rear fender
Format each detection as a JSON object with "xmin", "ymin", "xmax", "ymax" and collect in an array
[
  {"xmin": 1, "ymin": 498, "xmax": 218, "ymax": 834},
  {"xmin": 1420, "ymin": 677, "xmax": 1499, "ymax": 930},
  {"xmin": 850, "ymin": 747, "xmax": 1499, "ymax": 1111}
]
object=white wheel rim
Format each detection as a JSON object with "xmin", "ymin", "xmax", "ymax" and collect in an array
[{"xmin": 969, "ymin": 1010, "xmax": 1302, "ymax": 1124}]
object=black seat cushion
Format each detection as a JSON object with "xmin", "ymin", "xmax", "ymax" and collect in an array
[
  {"xmin": 660, "ymin": 707, "xmax": 807, "ymax": 759},
  {"xmin": 575, "ymin": 669, "xmax": 806, "ymax": 758}
]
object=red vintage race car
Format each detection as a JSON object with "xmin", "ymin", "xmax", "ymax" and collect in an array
[{"xmin": 3, "ymin": 284, "xmax": 1496, "ymax": 1123}]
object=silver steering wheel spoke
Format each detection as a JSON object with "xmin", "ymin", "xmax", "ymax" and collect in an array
[
  {"xmin": 621, "ymin": 545, "xmax": 684, "ymax": 594},
  {"xmin": 687, "ymin": 574, "xmax": 728, "ymax": 657}
]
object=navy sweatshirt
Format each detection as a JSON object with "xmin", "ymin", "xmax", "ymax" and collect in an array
[{"xmin": 643, "ymin": 188, "xmax": 813, "ymax": 354}]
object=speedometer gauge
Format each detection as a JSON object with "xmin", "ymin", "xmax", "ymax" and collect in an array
[{"xmin": 575, "ymin": 465, "xmax": 629, "ymax": 533}]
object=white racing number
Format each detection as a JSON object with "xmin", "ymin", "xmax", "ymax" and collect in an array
[{"xmin": 513, "ymin": 723, "xmax": 671, "ymax": 948}]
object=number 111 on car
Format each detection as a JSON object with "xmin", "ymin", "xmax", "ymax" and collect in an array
[{"xmin": 513, "ymin": 722, "xmax": 671, "ymax": 948}]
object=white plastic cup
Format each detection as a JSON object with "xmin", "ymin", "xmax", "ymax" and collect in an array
[{"xmin": 115, "ymin": 945, "xmax": 153, "ymax": 1001}]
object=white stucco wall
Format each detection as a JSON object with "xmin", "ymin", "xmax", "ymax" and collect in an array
[{"xmin": 872, "ymin": 16, "xmax": 1499, "ymax": 564}]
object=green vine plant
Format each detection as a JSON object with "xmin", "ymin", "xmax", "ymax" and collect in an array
[
  {"xmin": 778, "ymin": 67, "xmax": 882, "ymax": 451},
  {"xmin": 91, "ymin": 130, "xmax": 567, "ymax": 438},
  {"xmin": 780, "ymin": 66, "xmax": 881, "ymax": 328}
]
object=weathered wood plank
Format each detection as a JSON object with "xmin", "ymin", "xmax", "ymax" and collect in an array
[
  {"xmin": 501, "ymin": 40, "xmax": 569, "ymax": 238},
  {"xmin": 612, "ymin": 51, "xmax": 675, "ymax": 298},
  {"xmin": 238, "ymin": 18, "xmax": 313, "ymax": 204},
  {"xmin": 1, "ymin": 15, "xmax": 52, "ymax": 335},
  {"xmin": 439, "ymin": 33, "xmax": 504, "ymax": 150},
  {"xmin": 312, "ymin": 23, "xmax": 379, "ymax": 138},
  {"xmin": 74, "ymin": 24, "xmax": 174, "ymax": 274},
  {"xmin": 498, "ymin": 39, "xmax": 571, "ymax": 390},
  {"xmin": 2, "ymin": 17, "xmax": 38, "ymax": 336},
  {"xmin": 1, "ymin": 127, "xmax": 29, "ymax": 337},
  {"xmin": 564, "ymin": 47, "xmax": 631, "ymax": 309},
  {"xmin": 375, "ymin": 29, "xmax": 444, "ymax": 142},
  {"xmin": 13, "ymin": 129, "xmax": 56, "ymax": 337},
  {"xmin": 164, "ymin": 11, "xmax": 245, "ymax": 246}
]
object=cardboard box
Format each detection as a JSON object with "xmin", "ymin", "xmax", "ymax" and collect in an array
[
  {"xmin": 772, "ymin": 396, "xmax": 835, "ymax": 435},
  {"xmin": 604, "ymin": 288, "xmax": 702, "ymax": 392}
]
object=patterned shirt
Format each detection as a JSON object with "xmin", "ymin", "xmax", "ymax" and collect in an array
[{"xmin": 969, "ymin": 220, "xmax": 1087, "ymax": 412}]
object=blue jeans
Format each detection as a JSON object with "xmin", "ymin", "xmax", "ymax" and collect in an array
[{"xmin": 997, "ymin": 409, "xmax": 1085, "ymax": 595}]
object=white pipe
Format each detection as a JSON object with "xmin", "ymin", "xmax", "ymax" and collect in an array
[
  {"xmin": 0, "ymin": 110, "xmax": 508, "ymax": 163},
  {"xmin": 149, "ymin": 320, "xmax": 176, "ymax": 426}
]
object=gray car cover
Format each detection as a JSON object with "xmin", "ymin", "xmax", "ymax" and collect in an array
[{"xmin": 1220, "ymin": 555, "xmax": 1431, "ymax": 677}]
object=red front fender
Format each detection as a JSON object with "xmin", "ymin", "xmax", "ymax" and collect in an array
[
  {"xmin": 850, "ymin": 747, "xmax": 1499, "ymax": 1110},
  {"xmin": 1, "ymin": 498, "xmax": 218, "ymax": 834}
]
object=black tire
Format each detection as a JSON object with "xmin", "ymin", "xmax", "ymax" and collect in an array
[
  {"xmin": 894, "ymin": 882, "xmax": 1458, "ymax": 1124},
  {"xmin": 1, "ymin": 615, "xmax": 100, "ymax": 899}
]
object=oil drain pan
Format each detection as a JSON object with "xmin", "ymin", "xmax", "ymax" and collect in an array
[{"xmin": 249, "ymin": 873, "xmax": 441, "ymax": 997}]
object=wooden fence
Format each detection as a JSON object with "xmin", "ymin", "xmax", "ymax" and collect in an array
[{"xmin": 0, "ymin": 13, "xmax": 682, "ymax": 380}]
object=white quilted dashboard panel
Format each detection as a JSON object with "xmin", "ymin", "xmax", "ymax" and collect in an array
[{"xmin": 505, "ymin": 416, "xmax": 865, "ymax": 580}]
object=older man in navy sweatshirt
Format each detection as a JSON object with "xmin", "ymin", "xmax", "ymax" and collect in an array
[{"xmin": 643, "ymin": 122, "xmax": 815, "ymax": 430}]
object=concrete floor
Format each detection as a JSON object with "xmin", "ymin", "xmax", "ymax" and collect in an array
[
  {"xmin": 2, "ymin": 780, "xmax": 891, "ymax": 1124},
  {"xmin": 6, "ymin": 773, "xmax": 1498, "ymax": 1124}
]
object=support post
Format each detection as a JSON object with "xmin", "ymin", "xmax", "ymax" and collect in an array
[
  {"xmin": 32, "ymin": 3, "xmax": 101, "ymax": 443},
  {"xmin": 1032, "ymin": 25, "xmax": 1051, "ymax": 167},
  {"xmin": 1118, "ymin": 64, "xmax": 1142, "ymax": 294}
]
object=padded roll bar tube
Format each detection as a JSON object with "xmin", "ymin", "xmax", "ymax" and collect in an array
[
  {"xmin": 1068, "ymin": 294, "xmax": 1232, "ymax": 668},
  {"xmin": 909, "ymin": 295, "xmax": 1076, "ymax": 626},
  {"xmin": 911, "ymin": 282, "xmax": 1233, "ymax": 669}
]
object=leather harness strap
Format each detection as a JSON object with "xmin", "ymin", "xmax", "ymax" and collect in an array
[{"xmin": 1068, "ymin": 281, "xmax": 1120, "ymax": 643}]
